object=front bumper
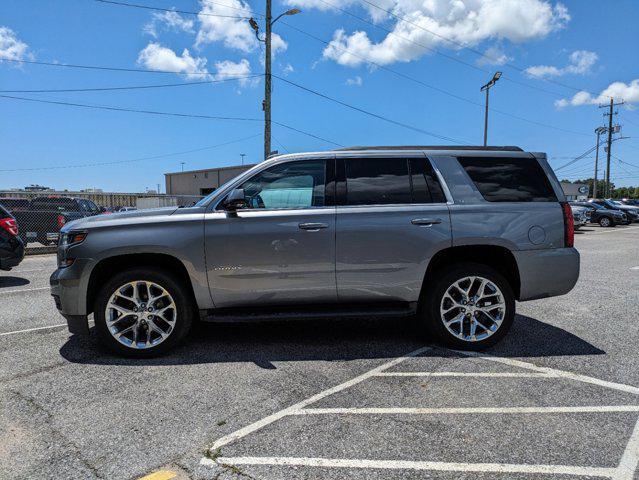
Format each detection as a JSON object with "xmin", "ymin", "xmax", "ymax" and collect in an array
[
  {"xmin": 0, "ymin": 237, "xmax": 25, "ymax": 270},
  {"xmin": 50, "ymin": 258, "xmax": 93, "ymax": 334},
  {"xmin": 514, "ymin": 247, "xmax": 580, "ymax": 301}
]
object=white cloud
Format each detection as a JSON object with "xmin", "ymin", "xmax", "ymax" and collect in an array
[
  {"xmin": 0, "ymin": 26, "xmax": 31, "ymax": 61},
  {"xmin": 317, "ymin": 0, "xmax": 569, "ymax": 67},
  {"xmin": 137, "ymin": 42, "xmax": 211, "ymax": 79},
  {"xmin": 526, "ymin": 50, "xmax": 598, "ymax": 78},
  {"xmin": 282, "ymin": 63, "xmax": 294, "ymax": 75},
  {"xmin": 555, "ymin": 79, "xmax": 639, "ymax": 108},
  {"xmin": 345, "ymin": 75, "xmax": 363, "ymax": 86},
  {"xmin": 477, "ymin": 44, "xmax": 512, "ymax": 66},
  {"xmin": 195, "ymin": 0, "xmax": 287, "ymax": 56},
  {"xmin": 143, "ymin": 11, "xmax": 195, "ymax": 38},
  {"xmin": 213, "ymin": 58, "xmax": 257, "ymax": 87}
]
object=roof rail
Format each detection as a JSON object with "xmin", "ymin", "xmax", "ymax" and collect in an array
[{"xmin": 333, "ymin": 145, "xmax": 523, "ymax": 152}]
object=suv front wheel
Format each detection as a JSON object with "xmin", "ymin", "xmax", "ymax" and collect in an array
[
  {"xmin": 421, "ymin": 263, "xmax": 515, "ymax": 350},
  {"xmin": 94, "ymin": 268, "xmax": 194, "ymax": 357}
]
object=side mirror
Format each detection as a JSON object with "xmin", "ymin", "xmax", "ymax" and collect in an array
[{"xmin": 223, "ymin": 188, "xmax": 247, "ymax": 211}]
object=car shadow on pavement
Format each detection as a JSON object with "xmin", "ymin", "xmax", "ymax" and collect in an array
[
  {"xmin": 59, "ymin": 314, "xmax": 604, "ymax": 367},
  {"xmin": 0, "ymin": 276, "xmax": 30, "ymax": 288}
]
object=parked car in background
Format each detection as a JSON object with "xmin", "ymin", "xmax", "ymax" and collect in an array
[
  {"xmin": 608, "ymin": 199, "xmax": 639, "ymax": 221},
  {"xmin": 115, "ymin": 206, "xmax": 137, "ymax": 212},
  {"xmin": 571, "ymin": 201, "xmax": 626, "ymax": 227},
  {"xmin": 0, "ymin": 203, "xmax": 25, "ymax": 270},
  {"xmin": 51, "ymin": 146, "xmax": 579, "ymax": 357},
  {"xmin": 12, "ymin": 196, "xmax": 104, "ymax": 245},
  {"xmin": 0, "ymin": 198, "xmax": 31, "ymax": 212},
  {"xmin": 619, "ymin": 198, "xmax": 639, "ymax": 206},
  {"xmin": 569, "ymin": 204, "xmax": 588, "ymax": 230},
  {"xmin": 588, "ymin": 199, "xmax": 637, "ymax": 224}
]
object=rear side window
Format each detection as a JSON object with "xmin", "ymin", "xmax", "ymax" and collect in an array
[
  {"xmin": 344, "ymin": 157, "xmax": 446, "ymax": 205},
  {"xmin": 458, "ymin": 157, "xmax": 557, "ymax": 202}
]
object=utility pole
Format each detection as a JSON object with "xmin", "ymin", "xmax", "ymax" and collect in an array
[
  {"xmin": 249, "ymin": 7, "xmax": 300, "ymax": 161},
  {"xmin": 264, "ymin": 0, "xmax": 272, "ymax": 162},
  {"xmin": 593, "ymin": 127, "xmax": 606, "ymax": 198},
  {"xmin": 599, "ymin": 98, "xmax": 623, "ymax": 197}
]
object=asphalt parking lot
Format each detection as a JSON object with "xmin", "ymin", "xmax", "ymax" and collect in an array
[{"xmin": 1, "ymin": 224, "xmax": 638, "ymax": 480}]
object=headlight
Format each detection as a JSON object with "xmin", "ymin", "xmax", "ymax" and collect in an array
[
  {"xmin": 60, "ymin": 230, "xmax": 88, "ymax": 247},
  {"xmin": 58, "ymin": 230, "xmax": 88, "ymax": 268}
]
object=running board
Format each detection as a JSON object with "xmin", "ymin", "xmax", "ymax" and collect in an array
[{"xmin": 200, "ymin": 302, "xmax": 418, "ymax": 323}]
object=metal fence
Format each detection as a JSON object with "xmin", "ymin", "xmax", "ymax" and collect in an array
[{"xmin": 0, "ymin": 191, "xmax": 202, "ymax": 255}]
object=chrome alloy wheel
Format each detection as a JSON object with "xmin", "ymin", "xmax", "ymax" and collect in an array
[
  {"xmin": 439, "ymin": 276, "xmax": 505, "ymax": 342},
  {"xmin": 105, "ymin": 281, "xmax": 177, "ymax": 349}
]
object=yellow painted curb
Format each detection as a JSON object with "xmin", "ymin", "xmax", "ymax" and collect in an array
[{"xmin": 137, "ymin": 470, "xmax": 177, "ymax": 480}]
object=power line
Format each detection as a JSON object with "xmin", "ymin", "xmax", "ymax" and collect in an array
[
  {"xmin": 0, "ymin": 75, "xmax": 262, "ymax": 93},
  {"xmin": 95, "ymin": 0, "xmax": 251, "ymax": 19},
  {"xmin": 0, "ymin": 94, "xmax": 344, "ymax": 147},
  {"xmin": 3, "ymin": 58, "xmax": 214, "ymax": 76},
  {"xmin": 273, "ymin": 74, "xmax": 470, "ymax": 145},
  {"xmin": 0, "ymin": 134, "xmax": 261, "ymax": 172},
  {"xmin": 553, "ymin": 144, "xmax": 600, "ymax": 171}
]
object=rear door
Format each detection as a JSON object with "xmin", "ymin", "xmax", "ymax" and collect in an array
[{"xmin": 335, "ymin": 153, "xmax": 452, "ymax": 303}]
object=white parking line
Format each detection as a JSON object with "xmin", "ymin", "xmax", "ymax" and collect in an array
[
  {"xmin": 0, "ymin": 324, "xmax": 67, "ymax": 337},
  {"xmin": 0, "ymin": 286, "xmax": 49, "ymax": 295},
  {"xmin": 208, "ymin": 346, "xmax": 432, "ymax": 451},
  {"xmin": 375, "ymin": 371, "xmax": 556, "ymax": 378},
  {"xmin": 615, "ymin": 416, "xmax": 639, "ymax": 480},
  {"xmin": 203, "ymin": 347, "xmax": 639, "ymax": 478},
  {"xmin": 458, "ymin": 352, "xmax": 639, "ymax": 395},
  {"xmin": 215, "ymin": 456, "xmax": 616, "ymax": 478},
  {"xmin": 295, "ymin": 405, "xmax": 639, "ymax": 415},
  {"xmin": 582, "ymin": 227, "xmax": 639, "ymax": 235}
]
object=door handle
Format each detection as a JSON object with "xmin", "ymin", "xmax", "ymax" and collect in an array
[
  {"xmin": 298, "ymin": 222, "xmax": 329, "ymax": 231},
  {"xmin": 411, "ymin": 218, "xmax": 442, "ymax": 226}
]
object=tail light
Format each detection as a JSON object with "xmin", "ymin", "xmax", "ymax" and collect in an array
[
  {"xmin": 0, "ymin": 217, "xmax": 19, "ymax": 236},
  {"xmin": 560, "ymin": 202, "xmax": 574, "ymax": 247},
  {"xmin": 57, "ymin": 214, "xmax": 66, "ymax": 229}
]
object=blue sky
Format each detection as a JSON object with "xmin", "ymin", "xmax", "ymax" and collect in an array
[{"xmin": 1, "ymin": 0, "xmax": 638, "ymax": 192}]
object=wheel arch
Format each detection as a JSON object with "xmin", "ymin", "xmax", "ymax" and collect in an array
[
  {"xmin": 421, "ymin": 245, "xmax": 521, "ymax": 300},
  {"xmin": 86, "ymin": 253, "xmax": 196, "ymax": 315}
]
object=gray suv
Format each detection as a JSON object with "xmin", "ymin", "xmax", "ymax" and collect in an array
[{"xmin": 50, "ymin": 146, "xmax": 579, "ymax": 357}]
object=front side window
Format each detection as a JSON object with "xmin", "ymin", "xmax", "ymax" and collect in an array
[
  {"xmin": 238, "ymin": 160, "xmax": 326, "ymax": 210},
  {"xmin": 457, "ymin": 157, "xmax": 557, "ymax": 202}
]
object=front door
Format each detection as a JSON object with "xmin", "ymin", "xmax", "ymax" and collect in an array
[{"xmin": 204, "ymin": 158, "xmax": 337, "ymax": 308}]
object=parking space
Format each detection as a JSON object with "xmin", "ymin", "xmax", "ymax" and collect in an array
[{"xmin": 1, "ymin": 225, "xmax": 639, "ymax": 480}]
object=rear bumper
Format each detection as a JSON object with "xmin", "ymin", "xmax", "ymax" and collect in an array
[
  {"xmin": 50, "ymin": 258, "xmax": 93, "ymax": 334},
  {"xmin": 0, "ymin": 238, "xmax": 25, "ymax": 270},
  {"xmin": 514, "ymin": 247, "xmax": 580, "ymax": 301}
]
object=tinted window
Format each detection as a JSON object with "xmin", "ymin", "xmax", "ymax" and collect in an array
[
  {"xmin": 409, "ymin": 158, "xmax": 446, "ymax": 203},
  {"xmin": 239, "ymin": 160, "xmax": 326, "ymax": 210},
  {"xmin": 0, "ymin": 204, "xmax": 10, "ymax": 217},
  {"xmin": 458, "ymin": 157, "xmax": 557, "ymax": 202},
  {"xmin": 345, "ymin": 158, "xmax": 412, "ymax": 205}
]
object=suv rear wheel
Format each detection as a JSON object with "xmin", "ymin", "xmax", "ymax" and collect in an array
[
  {"xmin": 421, "ymin": 263, "xmax": 515, "ymax": 350},
  {"xmin": 94, "ymin": 268, "xmax": 193, "ymax": 357}
]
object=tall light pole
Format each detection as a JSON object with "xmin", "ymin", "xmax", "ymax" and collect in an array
[
  {"xmin": 249, "ymin": 6, "xmax": 301, "ymax": 161},
  {"xmin": 593, "ymin": 126, "xmax": 606, "ymax": 198},
  {"xmin": 480, "ymin": 71, "xmax": 502, "ymax": 146}
]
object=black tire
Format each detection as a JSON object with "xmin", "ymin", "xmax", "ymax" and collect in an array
[
  {"xmin": 94, "ymin": 267, "xmax": 194, "ymax": 357},
  {"xmin": 419, "ymin": 262, "xmax": 515, "ymax": 350},
  {"xmin": 599, "ymin": 216, "xmax": 614, "ymax": 228}
]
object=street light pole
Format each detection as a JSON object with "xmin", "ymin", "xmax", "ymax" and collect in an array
[
  {"xmin": 480, "ymin": 72, "xmax": 502, "ymax": 146},
  {"xmin": 249, "ymin": 7, "xmax": 300, "ymax": 161}
]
